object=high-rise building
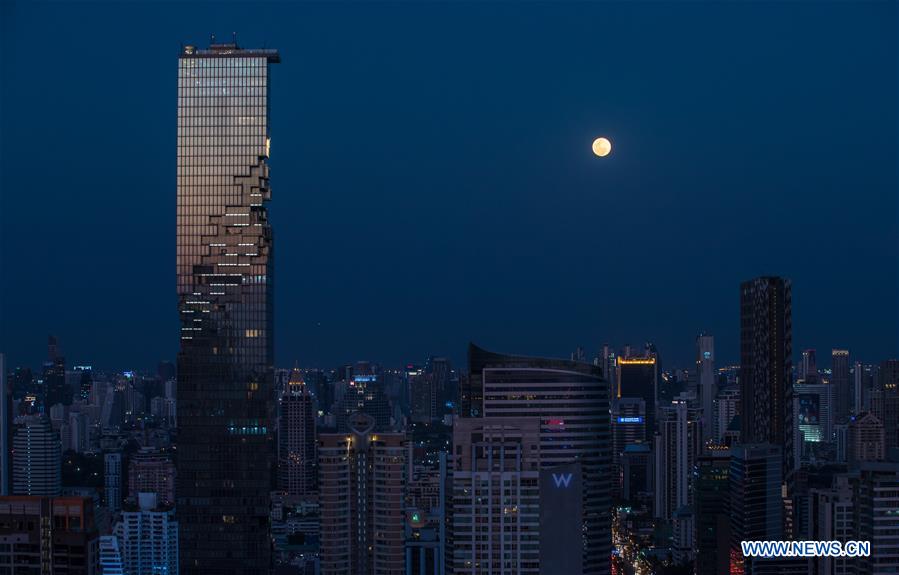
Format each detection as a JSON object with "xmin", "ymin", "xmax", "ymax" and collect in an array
[
  {"xmin": 12, "ymin": 416, "xmax": 61, "ymax": 496},
  {"xmin": 616, "ymin": 355, "xmax": 658, "ymax": 442},
  {"xmin": 847, "ymin": 412, "xmax": 885, "ymax": 463},
  {"xmin": 128, "ymin": 448, "xmax": 176, "ymax": 506},
  {"xmin": 404, "ymin": 453, "xmax": 446, "ymax": 575},
  {"xmin": 611, "ymin": 397, "xmax": 646, "ymax": 498},
  {"xmin": 469, "ymin": 343, "xmax": 612, "ymax": 575},
  {"xmin": 740, "ymin": 277, "xmax": 793, "ymax": 488},
  {"xmin": 729, "ymin": 444, "xmax": 783, "ymax": 575},
  {"xmin": 831, "ymin": 350, "xmax": 851, "ymax": 425},
  {"xmin": 654, "ymin": 397, "xmax": 701, "ymax": 520},
  {"xmin": 409, "ymin": 365, "xmax": 436, "ymax": 424},
  {"xmin": 0, "ymin": 495, "xmax": 99, "ymax": 574},
  {"xmin": 697, "ymin": 335, "xmax": 716, "ymax": 444},
  {"xmin": 114, "ymin": 492, "xmax": 179, "ymax": 575},
  {"xmin": 693, "ymin": 449, "xmax": 731, "ymax": 575},
  {"xmin": 0, "ymin": 353, "xmax": 10, "ymax": 496},
  {"xmin": 855, "ymin": 462, "xmax": 899, "ymax": 575},
  {"xmin": 319, "ymin": 413, "xmax": 406, "ymax": 575},
  {"xmin": 873, "ymin": 360, "xmax": 899, "ymax": 453},
  {"xmin": 793, "ymin": 381, "xmax": 833, "ymax": 444},
  {"xmin": 175, "ymin": 39, "xmax": 279, "ymax": 574},
  {"xmin": 801, "ymin": 349, "xmax": 818, "ymax": 383},
  {"xmin": 278, "ymin": 367, "xmax": 316, "ymax": 502},
  {"xmin": 450, "ymin": 417, "xmax": 541, "ymax": 575},
  {"xmin": 44, "ymin": 335, "xmax": 71, "ymax": 407},
  {"xmin": 714, "ymin": 386, "xmax": 740, "ymax": 444},
  {"xmin": 808, "ymin": 474, "xmax": 854, "ymax": 575},
  {"xmin": 105, "ymin": 451, "xmax": 123, "ymax": 513}
]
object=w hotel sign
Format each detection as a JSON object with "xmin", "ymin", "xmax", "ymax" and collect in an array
[{"xmin": 539, "ymin": 462, "xmax": 583, "ymax": 575}]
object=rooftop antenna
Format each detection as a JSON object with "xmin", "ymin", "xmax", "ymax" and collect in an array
[
  {"xmin": 210, "ymin": 32, "xmax": 216, "ymax": 45},
  {"xmin": 232, "ymin": 31, "xmax": 237, "ymax": 46}
]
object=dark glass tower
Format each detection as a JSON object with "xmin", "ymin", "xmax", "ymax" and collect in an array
[
  {"xmin": 739, "ymin": 277, "xmax": 793, "ymax": 468},
  {"xmin": 175, "ymin": 40, "xmax": 279, "ymax": 574}
]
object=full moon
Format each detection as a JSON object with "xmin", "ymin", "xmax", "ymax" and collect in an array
[{"xmin": 592, "ymin": 137, "xmax": 612, "ymax": 157}]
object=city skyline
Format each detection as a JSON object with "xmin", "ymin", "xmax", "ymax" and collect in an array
[{"xmin": 2, "ymin": 2, "xmax": 897, "ymax": 371}]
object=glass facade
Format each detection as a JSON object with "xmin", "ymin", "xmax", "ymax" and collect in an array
[{"xmin": 175, "ymin": 42, "xmax": 279, "ymax": 574}]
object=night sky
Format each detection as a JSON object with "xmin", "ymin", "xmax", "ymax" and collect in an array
[{"xmin": 1, "ymin": 1, "xmax": 897, "ymax": 372}]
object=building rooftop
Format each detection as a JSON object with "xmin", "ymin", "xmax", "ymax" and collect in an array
[{"xmin": 181, "ymin": 40, "xmax": 280, "ymax": 63}]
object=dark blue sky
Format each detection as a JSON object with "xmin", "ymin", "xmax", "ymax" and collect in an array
[{"xmin": 1, "ymin": 1, "xmax": 897, "ymax": 372}]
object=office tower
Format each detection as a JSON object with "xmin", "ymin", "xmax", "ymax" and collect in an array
[
  {"xmin": 611, "ymin": 397, "xmax": 646, "ymax": 497},
  {"xmin": 697, "ymin": 335, "xmax": 716, "ymax": 444},
  {"xmin": 319, "ymin": 413, "xmax": 406, "ymax": 575},
  {"xmin": 427, "ymin": 356, "xmax": 454, "ymax": 414},
  {"xmin": 470, "ymin": 343, "xmax": 612, "ymax": 575},
  {"xmin": 855, "ymin": 462, "xmax": 899, "ymax": 575},
  {"xmin": 832, "ymin": 350, "xmax": 851, "ymax": 425},
  {"xmin": 175, "ymin": 40, "xmax": 279, "ymax": 574},
  {"xmin": 793, "ymin": 381, "xmax": 833, "ymax": 444},
  {"xmin": 740, "ymin": 277, "xmax": 793, "ymax": 486},
  {"xmin": 847, "ymin": 412, "xmax": 885, "ymax": 463},
  {"xmin": 0, "ymin": 354, "xmax": 9, "ymax": 496},
  {"xmin": 114, "ymin": 492, "xmax": 179, "ymax": 575},
  {"xmin": 278, "ymin": 367, "xmax": 316, "ymax": 502},
  {"xmin": 12, "ymin": 416, "xmax": 61, "ymax": 496},
  {"xmin": 335, "ymin": 373, "xmax": 391, "ymax": 432},
  {"xmin": 620, "ymin": 444, "xmax": 652, "ymax": 502},
  {"xmin": 714, "ymin": 387, "xmax": 740, "ymax": 443},
  {"xmin": 693, "ymin": 449, "xmax": 731, "ymax": 575},
  {"xmin": 43, "ymin": 335, "xmax": 71, "ymax": 407},
  {"xmin": 451, "ymin": 417, "xmax": 541, "ymax": 575},
  {"xmin": 100, "ymin": 535, "xmax": 126, "ymax": 575},
  {"xmin": 74, "ymin": 365, "xmax": 93, "ymax": 403},
  {"xmin": 809, "ymin": 474, "xmax": 854, "ymax": 575},
  {"xmin": 128, "ymin": 448, "xmax": 176, "ymax": 506},
  {"xmin": 801, "ymin": 349, "xmax": 818, "ymax": 383},
  {"xmin": 0, "ymin": 496, "xmax": 99, "ymax": 574},
  {"xmin": 653, "ymin": 397, "xmax": 701, "ymax": 520},
  {"xmin": 616, "ymin": 354, "xmax": 658, "ymax": 441},
  {"xmin": 874, "ymin": 360, "xmax": 899, "ymax": 452},
  {"xmin": 729, "ymin": 444, "xmax": 783, "ymax": 575},
  {"xmin": 409, "ymin": 365, "xmax": 436, "ymax": 423},
  {"xmin": 405, "ymin": 452, "xmax": 446, "ymax": 575},
  {"xmin": 67, "ymin": 411, "xmax": 89, "ymax": 453},
  {"xmin": 105, "ymin": 451, "xmax": 122, "ymax": 513}
]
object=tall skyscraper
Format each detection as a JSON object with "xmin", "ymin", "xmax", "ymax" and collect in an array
[
  {"xmin": 0, "ymin": 353, "xmax": 10, "ymax": 496},
  {"xmin": 175, "ymin": 39, "xmax": 279, "ymax": 573},
  {"xmin": 693, "ymin": 449, "xmax": 731, "ymax": 575},
  {"xmin": 451, "ymin": 417, "xmax": 542, "ymax": 575},
  {"xmin": 739, "ymin": 277, "xmax": 793, "ymax": 484},
  {"xmin": 831, "ymin": 349, "xmax": 851, "ymax": 425},
  {"xmin": 12, "ymin": 416, "xmax": 61, "ymax": 497},
  {"xmin": 800, "ymin": 349, "xmax": 818, "ymax": 383},
  {"xmin": 318, "ymin": 413, "xmax": 406, "ymax": 575},
  {"xmin": 729, "ymin": 444, "xmax": 783, "ymax": 575},
  {"xmin": 468, "ymin": 343, "xmax": 612, "ymax": 575},
  {"xmin": 105, "ymin": 451, "xmax": 123, "ymax": 513},
  {"xmin": 696, "ymin": 335, "xmax": 716, "ymax": 444},
  {"xmin": 855, "ymin": 462, "xmax": 899, "ymax": 575},
  {"xmin": 616, "ymin": 355, "xmax": 658, "ymax": 442},
  {"xmin": 653, "ymin": 396, "xmax": 701, "ymax": 521},
  {"xmin": 43, "ymin": 335, "xmax": 71, "ymax": 407},
  {"xmin": 874, "ymin": 359, "xmax": 899, "ymax": 453},
  {"xmin": 278, "ymin": 367, "xmax": 316, "ymax": 502}
]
